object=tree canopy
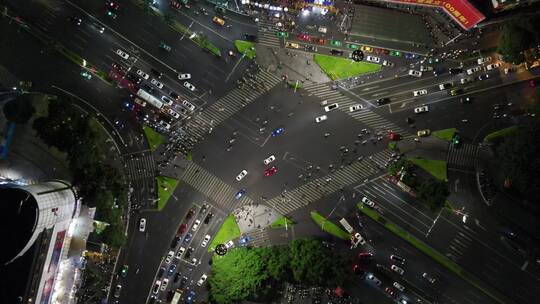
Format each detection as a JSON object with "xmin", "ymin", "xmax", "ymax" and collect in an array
[
  {"xmin": 416, "ymin": 179, "xmax": 449, "ymax": 210},
  {"xmin": 2, "ymin": 95, "xmax": 35, "ymax": 124},
  {"xmin": 497, "ymin": 16, "xmax": 540, "ymax": 64}
]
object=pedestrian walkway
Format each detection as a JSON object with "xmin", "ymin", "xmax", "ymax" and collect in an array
[
  {"xmin": 179, "ymin": 161, "xmax": 253, "ymax": 212},
  {"xmin": 183, "ymin": 69, "xmax": 281, "ymax": 140},
  {"xmin": 267, "ymin": 149, "xmax": 394, "ymax": 215},
  {"xmin": 303, "ymin": 82, "xmax": 412, "ymax": 138},
  {"xmin": 123, "ymin": 151, "xmax": 156, "ymax": 207},
  {"xmin": 257, "ymin": 19, "xmax": 281, "ymax": 48},
  {"xmin": 447, "ymin": 143, "xmax": 478, "ymax": 171},
  {"xmin": 243, "ymin": 229, "xmax": 271, "ymax": 247}
]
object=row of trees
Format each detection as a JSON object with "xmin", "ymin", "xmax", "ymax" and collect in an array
[
  {"xmin": 209, "ymin": 239, "xmax": 350, "ymax": 304},
  {"xmin": 497, "ymin": 15, "xmax": 540, "ymax": 64},
  {"xmin": 388, "ymin": 159, "xmax": 449, "ymax": 210},
  {"xmin": 33, "ymin": 97, "xmax": 126, "ymax": 248}
]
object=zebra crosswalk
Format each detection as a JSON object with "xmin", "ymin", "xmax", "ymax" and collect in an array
[
  {"xmin": 267, "ymin": 149, "xmax": 394, "ymax": 215},
  {"xmin": 447, "ymin": 143, "xmax": 478, "ymax": 171},
  {"xmin": 124, "ymin": 151, "xmax": 156, "ymax": 207},
  {"xmin": 243, "ymin": 229, "xmax": 271, "ymax": 247},
  {"xmin": 304, "ymin": 82, "xmax": 412, "ymax": 138},
  {"xmin": 257, "ymin": 19, "xmax": 281, "ymax": 47},
  {"xmin": 183, "ymin": 69, "xmax": 281, "ymax": 140},
  {"xmin": 179, "ymin": 161, "xmax": 253, "ymax": 211}
]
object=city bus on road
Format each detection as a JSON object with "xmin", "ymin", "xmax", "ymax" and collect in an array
[
  {"xmin": 171, "ymin": 289, "xmax": 183, "ymax": 304},
  {"xmin": 136, "ymin": 88, "xmax": 163, "ymax": 110}
]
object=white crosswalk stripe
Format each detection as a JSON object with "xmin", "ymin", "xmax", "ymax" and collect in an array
[
  {"xmin": 257, "ymin": 20, "xmax": 281, "ymax": 47},
  {"xmin": 124, "ymin": 153, "xmax": 156, "ymax": 181},
  {"xmin": 447, "ymin": 143, "xmax": 478, "ymax": 171},
  {"xmin": 244, "ymin": 229, "xmax": 270, "ymax": 247},
  {"xmin": 179, "ymin": 161, "xmax": 253, "ymax": 211},
  {"xmin": 183, "ymin": 69, "xmax": 281, "ymax": 140},
  {"xmin": 304, "ymin": 83, "xmax": 413, "ymax": 138},
  {"xmin": 267, "ymin": 149, "xmax": 394, "ymax": 215}
]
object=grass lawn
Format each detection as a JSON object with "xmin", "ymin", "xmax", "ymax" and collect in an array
[
  {"xmin": 483, "ymin": 126, "xmax": 518, "ymax": 143},
  {"xmin": 356, "ymin": 203, "xmax": 506, "ymax": 304},
  {"xmin": 208, "ymin": 214, "xmax": 241, "ymax": 252},
  {"xmin": 432, "ymin": 128, "xmax": 457, "ymax": 141},
  {"xmin": 156, "ymin": 176, "xmax": 179, "ymax": 210},
  {"xmin": 310, "ymin": 211, "xmax": 350, "ymax": 240},
  {"xmin": 388, "ymin": 141, "xmax": 397, "ymax": 151},
  {"xmin": 234, "ymin": 40, "xmax": 256, "ymax": 59},
  {"xmin": 270, "ymin": 216, "xmax": 294, "ymax": 229},
  {"xmin": 313, "ymin": 54, "xmax": 381, "ymax": 80},
  {"xmin": 408, "ymin": 157, "xmax": 447, "ymax": 181},
  {"xmin": 143, "ymin": 125, "xmax": 166, "ymax": 151}
]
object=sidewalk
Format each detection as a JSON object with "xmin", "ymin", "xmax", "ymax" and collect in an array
[{"xmin": 232, "ymin": 203, "xmax": 281, "ymax": 234}]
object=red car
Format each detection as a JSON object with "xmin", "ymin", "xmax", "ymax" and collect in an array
[
  {"xmin": 384, "ymin": 287, "xmax": 396, "ymax": 298},
  {"xmin": 314, "ymin": 38, "xmax": 326, "ymax": 45},
  {"xmin": 358, "ymin": 251, "xmax": 374, "ymax": 259},
  {"xmin": 297, "ymin": 34, "xmax": 311, "ymax": 41},
  {"xmin": 264, "ymin": 166, "xmax": 278, "ymax": 177},
  {"xmin": 388, "ymin": 132, "xmax": 401, "ymax": 141},
  {"xmin": 352, "ymin": 264, "xmax": 365, "ymax": 276},
  {"xmin": 177, "ymin": 223, "xmax": 188, "ymax": 235}
]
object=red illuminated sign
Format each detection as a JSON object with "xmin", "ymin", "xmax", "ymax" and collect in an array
[{"xmin": 386, "ymin": 0, "xmax": 485, "ymax": 30}]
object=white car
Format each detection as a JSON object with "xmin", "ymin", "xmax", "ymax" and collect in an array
[
  {"xmin": 315, "ymin": 115, "xmax": 328, "ymax": 123},
  {"xmin": 366, "ymin": 55, "xmax": 380, "ymax": 63},
  {"xmin": 460, "ymin": 77, "xmax": 473, "ymax": 84},
  {"xmin": 161, "ymin": 95, "xmax": 174, "ymax": 106},
  {"xmin": 201, "ymin": 235, "xmax": 211, "ymax": 247},
  {"xmin": 408, "ymin": 70, "xmax": 422, "ymax": 77},
  {"xmin": 168, "ymin": 108, "xmax": 180, "ymax": 119},
  {"xmin": 366, "ymin": 274, "xmax": 381, "ymax": 286},
  {"xmin": 176, "ymin": 247, "xmax": 186, "ymax": 259},
  {"xmin": 115, "ymin": 49, "xmax": 130, "ymax": 59},
  {"xmin": 225, "ymin": 240, "xmax": 234, "ymax": 248},
  {"xmin": 486, "ymin": 63, "xmax": 501, "ymax": 70},
  {"xmin": 382, "ymin": 60, "xmax": 394, "ymax": 67},
  {"xmin": 419, "ymin": 65, "xmax": 433, "ymax": 72},
  {"xmin": 413, "ymin": 89, "xmax": 427, "ymax": 97},
  {"xmin": 151, "ymin": 79, "xmax": 164, "ymax": 89},
  {"xmin": 391, "ymin": 264, "xmax": 405, "ymax": 275},
  {"xmin": 393, "ymin": 282, "xmax": 405, "ymax": 292},
  {"xmin": 361, "ymin": 196, "xmax": 375, "ymax": 207},
  {"xmin": 477, "ymin": 56, "xmax": 492, "ymax": 64},
  {"xmin": 197, "ymin": 274, "xmax": 208, "ymax": 286},
  {"xmin": 190, "ymin": 258, "xmax": 198, "ymax": 265},
  {"xmin": 158, "ymin": 120, "xmax": 171, "ymax": 130},
  {"xmin": 165, "ymin": 250, "xmax": 174, "ymax": 264},
  {"xmin": 438, "ymin": 82, "xmax": 453, "ymax": 90},
  {"xmin": 178, "ymin": 73, "xmax": 191, "ymax": 80},
  {"xmin": 466, "ymin": 66, "xmax": 481, "ymax": 75},
  {"xmin": 136, "ymin": 69, "xmax": 149, "ymax": 79},
  {"xmin": 414, "ymin": 105, "xmax": 429, "ymax": 113},
  {"xmin": 263, "ymin": 155, "xmax": 276, "ymax": 165},
  {"xmin": 152, "ymin": 280, "xmax": 162, "ymax": 294},
  {"xmin": 349, "ymin": 104, "xmax": 363, "ymax": 112},
  {"xmin": 139, "ymin": 218, "xmax": 146, "ymax": 232},
  {"xmin": 236, "ymin": 170, "xmax": 248, "ymax": 181},
  {"xmin": 191, "ymin": 219, "xmax": 201, "ymax": 231},
  {"xmin": 324, "ymin": 103, "xmax": 339, "ymax": 112},
  {"xmin": 184, "ymin": 81, "xmax": 196, "ymax": 91},
  {"xmin": 353, "ymin": 232, "xmax": 366, "ymax": 246},
  {"xmin": 181, "ymin": 100, "xmax": 196, "ymax": 112},
  {"xmin": 318, "ymin": 26, "xmax": 327, "ymax": 33},
  {"xmin": 160, "ymin": 278, "xmax": 169, "ymax": 291}
]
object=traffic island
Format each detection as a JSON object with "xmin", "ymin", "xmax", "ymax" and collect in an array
[
  {"xmin": 313, "ymin": 54, "xmax": 381, "ymax": 80},
  {"xmin": 156, "ymin": 176, "xmax": 179, "ymax": 210},
  {"xmin": 208, "ymin": 214, "xmax": 241, "ymax": 252},
  {"xmin": 408, "ymin": 157, "xmax": 448, "ymax": 181},
  {"xmin": 483, "ymin": 126, "xmax": 518, "ymax": 143},
  {"xmin": 432, "ymin": 128, "xmax": 457, "ymax": 141},
  {"xmin": 356, "ymin": 203, "xmax": 509, "ymax": 304},
  {"xmin": 310, "ymin": 211, "xmax": 350, "ymax": 240},
  {"xmin": 143, "ymin": 125, "xmax": 166, "ymax": 151},
  {"xmin": 269, "ymin": 216, "xmax": 294, "ymax": 229},
  {"xmin": 234, "ymin": 40, "xmax": 256, "ymax": 59}
]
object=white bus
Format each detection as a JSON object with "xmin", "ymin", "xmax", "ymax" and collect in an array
[
  {"xmin": 136, "ymin": 89, "xmax": 163, "ymax": 110},
  {"xmin": 171, "ymin": 289, "xmax": 183, "ymax": 304},
  {"xmin": 339, "ymin": 218, "xmax": 354, "ymax": 234}
]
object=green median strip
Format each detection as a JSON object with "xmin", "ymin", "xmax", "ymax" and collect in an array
[
  {"xmin": 408, "ymin": 157, "xmax": 447, "ymax": 181},
  {"xmin": 313, "ymin": 54, "xmax": 381, "ymax": 80},
  {"xmin": 483, "ymin": 126, "xmax": 518, "ymax": 143},
  {"xmin": 432, "ymin": 128, "xmax": 457, "ymax": 141},
  {"xmin": 156, "ymin": 176, "xmax": 179, "ymax": 210},
  {"xmin": 208, "ymin": 214, "xmax": 241, "ymax": 252},
  {"xmin": 310, "ymin": 211, "xmax": 350, "ymax": 240},
  {"xmin": 356, "ymin": 203, "xmax": 509, "ymax": 304}
]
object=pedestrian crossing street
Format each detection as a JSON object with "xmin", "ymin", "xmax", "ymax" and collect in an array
[
  {"xmin": 257, "ymin": 19, "xmax": 281, "ymax": 47},
  {"xmin": 184, "ymin": 69, "xmax": 281, "ymax": 140},
  {"xmin": 267, "ymin": 149, "xmax": 394, "ymax": 215},
  {"xmin": 447, "ymin": 143, "xmax": 478, "ymax": 171},
  {"xmin": 303, "ymin": 82, "xmax": 413, "ymax": 138},
  {"xmin": 124, "ymin": 152, "xmax": 156, "ymax": 181},
  {"xmin": 243, "ymin": 229, "xmax": 271, "ymax": 247},
  {"xmin": 179, "ymin": 161, "xmax": 253, "ymax": 212}
]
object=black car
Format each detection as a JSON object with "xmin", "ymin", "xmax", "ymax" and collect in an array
[
  {"xmin": 68, "ymin": 16, "xmax": 82, "ymax": 26},
  {"xmin": 141, "ymin": 84, "xmax": 155, "ymax": 94},
  {"xmin": 184, "ymin": 247, "xmax": 194, "ymax": 259},
  {"xmin": 390, "ymin": 254, "xmax": 405, "ymax": 264},
  {"xmin": 170, "ymin": 236, "xmax": 180, "ymax": 249},
  {"xmin": 151, "ymin": 68, "xmax": 163, "ymax": 78},
  {"xmin": 126, "ymin": 73, "xmax": 142, "ymax": 84},
  {"xmin": 448, "ymin": 67, "xmax": 463, "ymax": 74},
  {"xmin": 432, "ymin": 68, "xmax": 445, "ymax": 76},
  {"xmin": 244, "ymin": 34, "xmax": 258, "ymax": 42},
  {"xmin": 173, "ymin": 272, "xmax": 182, "ymax": 283},
  {"xmin": 305, "ymin": 45, "xmax": 317, "ymax": 52},
  {"xmin": 169, "ymin": 91, "xmax": 179, "ymax": 100},
  {"xmin": 157, "ymin": 267, "xmax": 165, "ymax": 277},
  {"xmin": 460, "ymin": 97, "xmax": 472, "ymax": 104},
  {"xmin": 330, "ymin": 49, "xmax": 344, "ymax": 56},
  {"xmin": 204, "ymin": 213, "xmax": 214, "ymax": 224},
  {"xmin": 376, "ymin": 98, "xmax": 390, "ymax": 105},
  {"xmin": 200, "ymin": 203, "xmax": 208, "ymax": 214},
  {"xmin": 179, "ymin": 276, "xmax": 188, "ymax": 288}
]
